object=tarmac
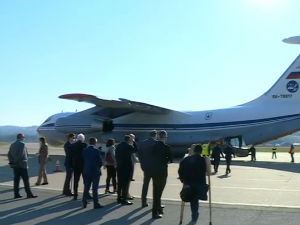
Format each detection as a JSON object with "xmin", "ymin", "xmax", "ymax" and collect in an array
[{"xmin": 0, "ymin": 143, "xmax": 299, "ymax": 225}]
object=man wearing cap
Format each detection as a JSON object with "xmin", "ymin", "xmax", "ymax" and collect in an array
[{"xmin": 8, "ymin": 133, "xmax": 37, "ymax": 199}]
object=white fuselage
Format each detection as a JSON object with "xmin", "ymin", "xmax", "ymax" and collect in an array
[{"xmin": 37, "ymin": 101, "xmax": 300, "ymax": 147}]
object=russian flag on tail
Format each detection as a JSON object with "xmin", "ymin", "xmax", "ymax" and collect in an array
[{"xmin": 286, "ymin": 72, "xmax": 300, "ymax": 79}]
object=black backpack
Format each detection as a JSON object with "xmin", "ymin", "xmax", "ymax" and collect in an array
[{"xmin": 180, "ymin": 185, "xmax": 194, "ymax": 202}]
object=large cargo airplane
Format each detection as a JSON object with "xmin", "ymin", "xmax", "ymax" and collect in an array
[{"xmin": 38, "ymin": 37, "xmax": 300, "ymax": 154}]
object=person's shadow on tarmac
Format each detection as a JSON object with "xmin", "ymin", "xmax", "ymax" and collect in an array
[{"xmin": 0, "ymin": 191, "xmax": 155, "ymax": 225}]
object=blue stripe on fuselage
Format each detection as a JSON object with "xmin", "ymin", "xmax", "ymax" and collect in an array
[{"xmin": 114, "ymin": 114, "xmax": 300, "ymax": 130}]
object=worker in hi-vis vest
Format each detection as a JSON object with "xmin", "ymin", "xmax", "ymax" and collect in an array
[{"xmin": 201, "ymin": 143, "xmax": 211, "ymax": 156}]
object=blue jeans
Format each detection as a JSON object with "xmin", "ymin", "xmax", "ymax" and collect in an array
[
  {"xmin": 190, "ymin": 198, "xmax": 199, "ymax": 221},
  {"xmin": 189, "ymin": 183, "xmax": 205, "ymax": 221},
  {"xmin": 83, "ymin": 174, "xmax": 100, "ymax": 205}
]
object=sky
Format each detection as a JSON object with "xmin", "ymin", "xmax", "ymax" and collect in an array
[{"xmin": 0, "ymin": 0, "xmax": 299, "ymax": 126}]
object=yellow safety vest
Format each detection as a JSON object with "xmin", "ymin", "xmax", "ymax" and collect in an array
[{"xmin": 202, "ymin": 143, "xmax": 211, "ymax": 156}]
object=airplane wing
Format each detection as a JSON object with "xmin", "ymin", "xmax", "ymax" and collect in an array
[{"xmin": 59, "ymin": 93, "xmax": 176, "ymax": 114}]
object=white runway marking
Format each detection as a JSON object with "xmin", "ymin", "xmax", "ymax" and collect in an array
[
  {"xmin": 2, "ymin": 182, "xmax": 298, "ymax": 209},
  {"xmin": 133, "ymin": 181, "xmax": 299, "ymax": 192}
]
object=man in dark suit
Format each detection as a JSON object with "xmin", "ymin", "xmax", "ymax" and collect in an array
[
  {"xmin": 211, "ymin": 142, "xmax": 224, "ymax": 173},
  {"xmin": 250, "ymin": 145, "xmax": 256, "ymax": 162},
  {"xmin": 8, "ymin": 133, "xmax": 37, "ymax": 199},
  {"xmin": 138, "ymin": 130, "xmax": 157, "ymax": 207},
  {"xmin": 224, "ymin": 143, "xmax": 235, "ymax": 175},
  {"xmin": 129, "ymin": 133, "xmax": 138, "ymax": 182},
  {"xmin": 150, "ymin": 130, "xmax": 172, "ymax": 219},
  {"xmin": 70, "ymin": 133, "xmax": 87, "ymax": 200},
  {"xmin": 82, "ymin": 137, "xmax": 103, "ymax": 209},
  {"xmin": 115, "ymin": 135, "xmax": 135, "ymax": 205},
  {"xmin": 63, "ymin": 133, "xmax": 75, "ymax": 196}
]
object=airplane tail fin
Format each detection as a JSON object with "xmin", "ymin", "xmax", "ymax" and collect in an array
[{"xmin": 244, "ymin": 37, "xmax": 300, "ymax": 105}]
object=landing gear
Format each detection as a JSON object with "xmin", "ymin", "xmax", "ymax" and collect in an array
[{"xmin": 225, "ymin": 136, "xmax": 243, "ymax": 148}]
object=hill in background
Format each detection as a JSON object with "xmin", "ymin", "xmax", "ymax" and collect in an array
[
  {"xmin": 263, "ymin": 131, "xmax": 300, "ymax": 146},
  {"xmin": 0, "ymin": 126, "xmax": 299, "ymax": 146},
  {"xmin": 0, "ymin": 126, "xmax": 39, "ymax": 142}
]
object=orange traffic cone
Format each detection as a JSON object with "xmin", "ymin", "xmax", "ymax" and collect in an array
[{"xmin": 54, "ymin": 160, "xmax": 63, "ymax": 172}]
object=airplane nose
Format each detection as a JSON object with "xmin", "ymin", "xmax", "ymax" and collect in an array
[{"xmin": 37, "ymin": 125, "xmax": 42, "ymax": 135}]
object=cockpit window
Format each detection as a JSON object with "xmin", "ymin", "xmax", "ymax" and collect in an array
[
  {"xmin": 42, "ymin": 112, "xmax": 75, "ymax": 124},
  {"xmin": 43, "ymin": 116, "xmax": 53, "ymax": 123}
]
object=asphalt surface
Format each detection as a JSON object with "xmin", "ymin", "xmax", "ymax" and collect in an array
[
  {"xmin": 0, "ymin": 143, "xmax": 299, "ymax": 225},
  {"xmin": 0, "ymin": 185, "xmax": 300, "ymax": 225}
]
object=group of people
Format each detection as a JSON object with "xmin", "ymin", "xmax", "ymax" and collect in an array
[
  {"xmin": 7, "ymin": 132, "xmax": 297, "ymax": 223},
  {"xmin": 8, "ymin": 134, "xmax": 53, "ymax": 198},
  {"xmin": 61, "ymin": 129, "xmax": 173, "ymax": 219},
  {"xmin": 4, "ymin": 131, "xmax": 235, "ymax": 223},
  {"xmin": 208, "ymin": 142, "xmax": 235, "ymax": 175},
  {"xmin": 61, "ymin": 132, "xmax": 134, "ymax": 208},
  {"xmin": 6, "ymin": 130, "xmax": 207, "ymax": 223}
]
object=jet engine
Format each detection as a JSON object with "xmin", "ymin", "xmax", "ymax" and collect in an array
[{"xmin": 55, "ymin": 116, "xmax": 114, "ymax": 133}]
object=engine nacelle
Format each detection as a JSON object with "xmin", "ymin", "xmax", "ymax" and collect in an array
[
  {"xmin": 55, "ymin": 117, "xmax": 114, "ymax": 133},
  {"xmin": 102, "ymin": 119, "xmax": 114, "ymax": 132}
]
